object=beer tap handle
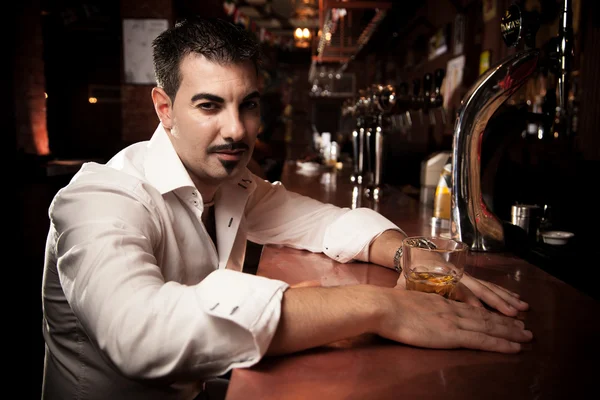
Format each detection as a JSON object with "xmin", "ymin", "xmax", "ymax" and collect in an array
[
  {"xmin": 397, "ymin": 114, "xmax": 405, "ymax": 134},
  {"xmin": 423, "ymin": 72, "xmax": 433, "ymax": 107},
  {"xmin": 405, "ymin": 110, "xmax": 413, "ymax": 128},
  {"xmin": 429, "ymin": 109, "xmax": 436, "ymax": 125},
  {"xmin": 410, "ymin": 79, "xmax": 423, "ymax": 124},
  {"xmin": 411, "ymin": 79, "xmax": 421, "ymax": 107},
  {"xmin": 434, "ymin": 68, "xmax": 445, "ymax": 106},
  {"xmin": 398, "ymin": 82, "xmax": 409, "ymax": 109},
  {"xmin": 399, "ymin": 82, "xmax": 409, "ymax": 96},
  {"xmin": 441, "ymin": 107, "xmax": 448, "ymax": 125}
]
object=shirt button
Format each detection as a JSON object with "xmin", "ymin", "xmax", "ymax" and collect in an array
[{"xmin": 192, "ymin": 192, "xmax": 197, "ymax": 196}]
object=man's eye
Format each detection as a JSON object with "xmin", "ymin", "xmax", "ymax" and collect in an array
[
  {"xmin": 198, "ymin": 103, "xmax": 217, "ymax": 111},
  {"xmin": 243, "ymin": 101, "xmax": 259, "ymax": 110}
]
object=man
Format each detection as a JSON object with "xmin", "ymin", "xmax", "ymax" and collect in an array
[{"xmin": 41, "ymin": 17, "xmax": 531, "ymax": 400}]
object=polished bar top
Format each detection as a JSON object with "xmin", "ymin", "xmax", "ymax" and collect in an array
[{"xmin": 226, "ymin": 163, "xmax": 600, "ymax": 399}]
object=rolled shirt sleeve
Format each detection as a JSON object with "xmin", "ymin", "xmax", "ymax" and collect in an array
[
  {"xmin": 195, "ymin": 270, "xmax": 288, "ymax": 373},
  {"xmin": 322, "ymin": 207, "xmax": 404, "ymax": 263},
  {"xmin": 245, "ymin": 178, "xmax": 404, "ymax": 264}
]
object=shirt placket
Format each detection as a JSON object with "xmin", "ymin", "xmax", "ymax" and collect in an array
[{"xmin": 189, "ymin": 189, "xmax": 218, "ymax": 258}]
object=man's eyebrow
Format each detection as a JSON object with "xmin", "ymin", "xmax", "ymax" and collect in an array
[
  {"xmin": 191, "ymin": 93, "xmax": 224, "ymax": 103},
  {"xmin": 243, "ymin": 91, "xmax": 261, "ymax": 102},
  {"xmin": 190, "ymin": 91, "xmax": 260, "ymax": 103}
]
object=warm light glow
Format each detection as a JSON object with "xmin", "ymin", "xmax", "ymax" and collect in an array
[
  {"xmin": 294, "ymin": 27, "xmax": 311, "ymax": 48},
  {"xmin": 325, "ymin": 32, "xmax": 331, "ymax": 41},
  {"xmin": 88, "ymin": 97, "xmax": 98, "ymax": 104},
  {"xmin": 295, "ymin": 40, "xmax": 310, "ymax": 48},
  {"xmin": 44, "ymin": 92, "xmax": 48, "ymax": 99}
]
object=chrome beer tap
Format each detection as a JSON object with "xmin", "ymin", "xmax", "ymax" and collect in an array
[
  {"xmin": 432, "ymin": 68, "xmax": 447, "ymax": 125},
  {"xmin": 451, "ymin": 0, "xmax": 574, "ymax": 251},
  {"xmin": 365, "ymin": 84, "xmax": 396, "ymax": 199},
  {"xmin": 422, "ymin": 72, "xmax": 436, "ymax": 125},
  {"xmin": 349, "ymin": 90, "xmax": 370, "ymax": 184},
  {"xmin": 389, "ymin": 82, "xmax": 412, "ymax": 136},
  {"xmin": 398, "ymin": 82, "xmax": 413, "ymax": 133},
  {"xmin": 362, "ymin": 89, "xmax": 377, "ymax": 186},
  {"xmin": 411, "ymin": 79, "xmax": 424, "ymax": 125},
  {"xmin": 553, "ymin": 0, "xmax": 574, "ymax": 136}
]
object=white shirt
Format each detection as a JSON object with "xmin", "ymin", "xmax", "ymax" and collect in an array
[{"xmin": 41, "ymin": 124, "xmax": 402, "ymax": 400}]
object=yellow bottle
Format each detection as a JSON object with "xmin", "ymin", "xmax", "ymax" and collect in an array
[{"xmin": 433, "ymin": 158, "xmax": 452, "ymax": 223}]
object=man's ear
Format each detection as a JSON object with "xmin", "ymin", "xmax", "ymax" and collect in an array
[{"xmin": 151, "ymin": 87, "xmax": 173, "ymax": 130}]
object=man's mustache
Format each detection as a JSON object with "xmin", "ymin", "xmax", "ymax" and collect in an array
[{"xmin": 207, "ymin": 142, "xmax": 250, "ymax": 153}]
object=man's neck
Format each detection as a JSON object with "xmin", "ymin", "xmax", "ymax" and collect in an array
[
  {"xmin": 183, "ymin": 166, "xmax": 219, "ymax": 204},
  {"xmin": 193, "ymin": 181, "xmax": 218, "ymax": 205}
]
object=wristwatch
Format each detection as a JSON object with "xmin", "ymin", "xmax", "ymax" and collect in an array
[{"xmin": 393, "ymin": 246, "xmax": 403, "ymax": 274}]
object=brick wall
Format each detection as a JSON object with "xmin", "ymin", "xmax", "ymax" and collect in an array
[{"xmin": 15, "ymin": 0, "xmax": 49, "ymax": 156}]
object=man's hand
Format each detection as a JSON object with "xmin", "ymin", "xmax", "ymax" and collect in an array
[
  {"xmin": 369, "ymin": 229, "xmax": 529, "ymax": 317},
  {"xmin": 377, "ymin": 287, "xmax": 533, "ymax": 353},
  {"xmin": 396, "ymin": 273, "xmax": 529, "ymax": 317},
  {"xmin": 455, "ymin": 273, "xmax": 529, "ymax": 316}
]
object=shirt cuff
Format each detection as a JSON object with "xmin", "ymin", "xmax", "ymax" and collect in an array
[
  {"xmin": 196, "ymin": 269, "xmax": 289, "ymax": 369},
  {"xmin": 322, "ymin": 207, "xmax": 404, "ymax": 263}
]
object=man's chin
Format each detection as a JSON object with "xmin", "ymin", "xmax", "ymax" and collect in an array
[
  {"xmin": 196, "ymin": 157, "xmax": 249, "ymax": 184},
  {"xmin": 219, "ymin": 159, "xmax": 242, "ymax": 174},
  {"xmin": 213, "ymin": 159, "xmax": 249, "ymax": 182}
]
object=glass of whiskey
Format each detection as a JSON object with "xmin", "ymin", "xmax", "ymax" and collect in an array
[{"xmin": 401, "ymin": 236, "xmax": 469, "ymax": 299}]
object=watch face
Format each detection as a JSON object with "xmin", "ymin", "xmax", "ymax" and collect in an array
[{"xmin": 501, "ymin": 4, "xmax": 523, "ymax": 47}]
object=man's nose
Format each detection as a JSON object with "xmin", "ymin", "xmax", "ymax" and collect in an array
[{"xmin": 222, "ymin": 109, "xmax": 246, "ymax": 141}]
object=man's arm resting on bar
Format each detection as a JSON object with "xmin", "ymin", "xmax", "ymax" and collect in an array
[
  {"xmin": 266, "ymin": 283, "xmax": 533, "ymax": 357},
  {"xmin": 266, "ymin": 229, "xmax": 533, "ymax": 357}
]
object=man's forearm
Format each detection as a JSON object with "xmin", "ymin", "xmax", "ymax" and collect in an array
[
  {"xmin": 368, "ymin": 229, "xmax": 407, "ymax": 269},
  {"xmin": 266, "ymin": 285, "xmax": 384, "ymax": 356},
  {"xmin": 266, "ymin": 279, "xmax": 533, "ymax": 356},
  {"xmin": 266, "ymin": 229, "xmax": 406, "ymax": 357}
]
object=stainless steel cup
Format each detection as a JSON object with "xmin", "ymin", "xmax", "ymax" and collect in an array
[{"xmin": 511, "ymin": 204, "xmax": 541, "ymax": 240}]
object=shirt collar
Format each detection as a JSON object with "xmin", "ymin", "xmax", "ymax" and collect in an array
[{"xmin": 144, "ymin": 124, "xmax": 196, "ymax": 195}]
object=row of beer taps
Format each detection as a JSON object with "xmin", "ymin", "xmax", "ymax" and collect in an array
[
  {"xmin": 393, "ymin": 68, "xmax": 448, "ymax": 132},
  {"xmin": 341, "ymin": 69, "xmax": 446, "ymax": 198},
  {"xmin": 341, "ymin": 83, "xmax": 394, "ymax": 198}
]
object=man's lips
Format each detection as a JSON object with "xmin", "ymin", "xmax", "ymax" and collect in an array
[
  {"xmin": 213, "ymin": 148, "xmax": 246, "ymax": 161},
  {"xmin": 215, "ymin": 149, "xmax": 245, "ymax": 155}
]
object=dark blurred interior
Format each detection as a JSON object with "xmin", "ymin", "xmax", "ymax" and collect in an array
[{"xmin": 14, "ymin": 0, "xmax": 599, "ymax": 397}]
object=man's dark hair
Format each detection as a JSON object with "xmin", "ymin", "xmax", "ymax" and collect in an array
[{"xmin": 152, "ymin": 16, "xmax": 262, "ymax": 101}]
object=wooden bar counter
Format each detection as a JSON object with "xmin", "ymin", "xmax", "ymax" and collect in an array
[{"xmin": 225, "ymin": 163, "xmax": 599, "ymax": 400}]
